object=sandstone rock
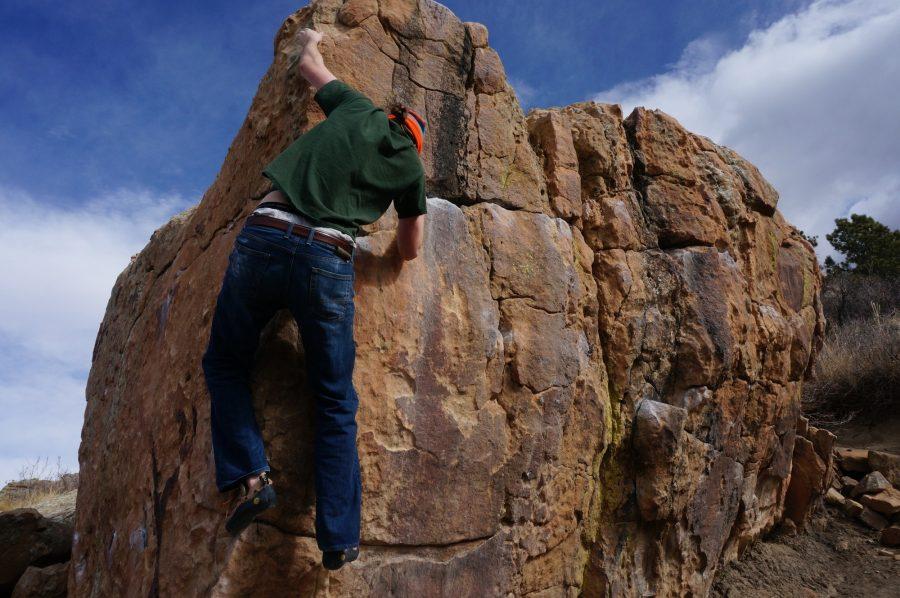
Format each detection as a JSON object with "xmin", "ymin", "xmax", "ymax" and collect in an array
[
  {"xmin": 881, "ymin": 524, "xmax": 900, "ymax": 547},
  {"xmin": 859, "ymin": 507, "xmax": 889, "ymax": 531},
  {"xmin": 809, "ymin": 427, "xmax": 835, "ymax": 464},
  {"xmin": 829, "ymin": 470, "xmax": 842, "ymax": 490},
  {"xmin": 0, "ymin": 509, "xmax": 71, "ymax": 595},
  {"xmin": 843, "ymin": 499, "xmax": 864, "ymax": 518},
  {"xmin": 71, "ymin": 1, "xmax": 825, "ymax": 596},
  {"xmin": 836, "ymin": 447, "xmax": 870, "ymax": 474},
  {"xmin": 783, "ymin": 419, "xmax": 837, "ymax": 525},
  {"xmin": 10, "ymin": 562, "xmax": 68, "ymax": 598},
  {"xmin": 841, "ymin": 476, "xmax": 859, "ymax": 494},
  {"xmin": 632, "ymin": 399, "xmax": 691, "ymax": 521},
  {"xmin": 850, "ymin": 471, "xmax": 892, "ymax": 498},
  {"xmin": 527, "ymin": 110, "xmax": 583, "ymax": 220},
  {"xmin": 464, "ymin": 22, "xmax": 488, "ymax": 48},
  {"xmin": 859, "ymin": 488, "xmax": 900, "ymax": 517},
  {"xmin": 784, "ymin": 436, "xmax": 826, "ymax": 524},
  {"xmin": 336, "ymin": 0, "xmax": 376, "ymax": 26},
  {"xmin": 797, "ymin": 415, "xmax": 809, "ymax": 437},
  {"xmin": 868, "ymin": 451, "xmax": 900, "ymax": 487},
  {"xmin": 28, "ymin": 490, "xmax": 77, "ymax": 528},
  {"xmin": 824, "ymin": 487, "xmax": 845, "ymax": 507}
]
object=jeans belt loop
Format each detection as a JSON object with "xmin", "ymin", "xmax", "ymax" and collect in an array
[
  {"xmin": 304, "ymin": 226, "xmax": 316, "ymax": 245},
  {"xmin": 283, "ymin": 222, "xmax": 295, "ymax": 239}
]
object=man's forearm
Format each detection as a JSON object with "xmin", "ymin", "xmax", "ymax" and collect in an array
[
  {"xmin": 298, "ymin": 45, "xmax": 326, "ymax": 81},
  {"xmin": 297, "ymin": 30, "xmax": 336, "ymax": 90}
]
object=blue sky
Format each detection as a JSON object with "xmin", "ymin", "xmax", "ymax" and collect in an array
[
  {"xmin": 1, "ymin": 0, "xmax": 898, "ymax": 482},
  {"xmin": 1, "ymin": 0, "xmax": 809, "ymax": 205}
]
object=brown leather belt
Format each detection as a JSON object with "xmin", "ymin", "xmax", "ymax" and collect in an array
[{"xmin": 245, "ymin": 214, "xmax": 355, "ymax": 260}]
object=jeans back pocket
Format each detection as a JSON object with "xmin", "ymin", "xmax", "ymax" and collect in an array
[{"xmin": 309, "ymin": 266, "xmax": 354, "ymax": 321}]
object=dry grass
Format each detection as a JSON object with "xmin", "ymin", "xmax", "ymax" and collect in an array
[
  {"xmin": 803, "ymin": 308, "xmax": 900, "ymax": 425},
  {"xmin": 0, "ymin": 489, "xmax": 63, "ymax": 513},
  {"xmin": 0, "ymin": 457, "xmax": 78, "ymax": 512}
]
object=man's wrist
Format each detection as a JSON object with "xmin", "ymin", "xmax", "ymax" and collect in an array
[{"xmin": 299, "ymin": 52, "xmax": 317, "ymax": 67}]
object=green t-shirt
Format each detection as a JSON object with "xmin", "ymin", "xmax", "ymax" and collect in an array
[{"xmin": 261, "ymin": 79, "xmax": 427, "ymax": 240}]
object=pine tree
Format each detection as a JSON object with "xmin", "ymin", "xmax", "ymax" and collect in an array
[{"xmin": 825, "ymin": 214, "xmax": 899, "ymax": 276}]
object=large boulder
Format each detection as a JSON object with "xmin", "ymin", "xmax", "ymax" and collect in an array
[
  {"xmin": 11, "ymin": 563, "xmax": 68, "ymax": 598},
  {"xmin": 0, "ymin": 509, "xmax": 71, "ymax": 596},
  {"xmin": 71, "ymin": 1, "xmax": 825, "ymax": 596}
]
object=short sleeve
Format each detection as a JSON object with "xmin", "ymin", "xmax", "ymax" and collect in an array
[
  {"xmin": 314, "ymin": 79, "xmax": 373, "ymax": 117},
  {"xmin": 394, "ymin": 174, "xmax": 427, "ymax": 219}
]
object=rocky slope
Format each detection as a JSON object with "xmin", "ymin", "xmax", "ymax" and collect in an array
[
  {"xmin": 714, "ymin": 443, "xmax": 900, "ymax": 597},
  {"xmin": 72, "ymin": 1, "xmax": 825, "ymax": 596}
]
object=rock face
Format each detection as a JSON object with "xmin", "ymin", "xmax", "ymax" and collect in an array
[{"xmin": 71, "ymin": 1, "xmax": 825, "ymax": 596}]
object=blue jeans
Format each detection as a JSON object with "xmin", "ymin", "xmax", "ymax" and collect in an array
[{"xmin": 201, "ymin": 221, "xmax": 361, "ymax": 551}]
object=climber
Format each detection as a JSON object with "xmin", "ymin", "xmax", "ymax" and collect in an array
[{"xmin": 200, "ymin": 26, "xmax": 427, "ymax": 571}]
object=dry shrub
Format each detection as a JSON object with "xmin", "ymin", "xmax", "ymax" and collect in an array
[
  {"xmin": 803, "ymin": 308, "xmax": 899, "ymax": 425},
  {"xmin": 822, "ymin": 272, "xmax": 899, "ymax": 325},
  {"xmin": 0, "ymin": 457, "xmax": 78, "ymax": 512}
]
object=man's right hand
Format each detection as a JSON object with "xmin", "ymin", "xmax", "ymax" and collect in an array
[
  {"xmin": 296, "ymin": 27, "xmax": 323, "ymax": 47},
  {"xmin": 296, "ymin": 28, "xmax": 336, "ymax": 90}
]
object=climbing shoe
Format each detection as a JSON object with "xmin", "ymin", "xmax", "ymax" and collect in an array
[
  {"xmin": 225, "ymin": 471, "xmax": 277, "ymax": 536},
  {"xmin": 322, "ymin": 545, "xmax": 360, "ymax": 570}
]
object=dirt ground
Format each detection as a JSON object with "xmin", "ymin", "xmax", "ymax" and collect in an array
[
  {"xmin": 713, "ymin": 506, "xmax": 899, "ymax": 597},
  {"xmin": 830, "ymin": 418, "xmax": 900, "ymax": 454}
]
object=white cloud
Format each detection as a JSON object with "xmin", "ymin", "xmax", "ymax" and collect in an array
[
  {"xmin": 594, "ymin": 0, "xmax": 900, "ymax": 260},
  {"xmin": 0, "ymin": 187, "xmax": 188, "ymax": 484},
  {"xmin": 510, "ymin": 77, "xmax": 539, "ymax": 110}
]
